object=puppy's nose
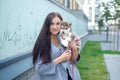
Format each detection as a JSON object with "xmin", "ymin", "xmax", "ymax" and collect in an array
[{"xmin": 62, "ymin": 32, "xmax": 64, "ymax": 34}]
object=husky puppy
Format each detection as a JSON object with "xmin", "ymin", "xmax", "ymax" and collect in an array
[{"xmin": 60, "ymin": 22, "xmax": 80, "ymax": 49}]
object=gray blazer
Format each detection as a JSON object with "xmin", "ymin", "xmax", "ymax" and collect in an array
[{"xmin": 35, "ymin": 35, "xmax": 81, "ymax": 80}]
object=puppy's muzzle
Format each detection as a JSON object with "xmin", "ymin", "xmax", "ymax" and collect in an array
[{"xmin": 62, "ymin": 31, "xmax": 65, "ymax": 34}]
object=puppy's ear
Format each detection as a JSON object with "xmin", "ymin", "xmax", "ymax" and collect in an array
[{"xmin": 69, "ymin": 23, "xmax": 72, "ymax": 26}]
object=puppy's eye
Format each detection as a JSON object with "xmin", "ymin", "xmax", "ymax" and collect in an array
[
  {"xmin": 61, "ymin": 26, "xmax": 63, "ymax": 29},
  {"xmin": 65, "ymin": 28, "xmax": 67, "ymax": 30}
]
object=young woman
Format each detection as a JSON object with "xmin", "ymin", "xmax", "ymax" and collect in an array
[{"xmin": 32, "ymin": 12, "xmax": 81, "ymax": 80}]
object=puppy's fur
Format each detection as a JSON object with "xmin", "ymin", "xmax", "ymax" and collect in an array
[{"xmin": 60, "ymin": 22, "xmax": 80, "ymax": 49}]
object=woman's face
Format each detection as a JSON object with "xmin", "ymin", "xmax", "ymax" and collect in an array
[{"xmin": 50, "ymin": 16, "xmax": 61, "ymax": 35}]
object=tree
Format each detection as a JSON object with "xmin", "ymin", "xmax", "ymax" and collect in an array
[
  {"xmin": 98, "ymin": 2, "xmax": 112, "ymax": 41},
  {"xmin": 112, "ymin": 0, "xmax": 120, "ymax": 50},
  {"xmin": 98, "ymin": 19, "xmax": 104, "ymax": 34},
  {"xmin": 98, "ymin": 0, "xmax": 120, "ymax": 51}
]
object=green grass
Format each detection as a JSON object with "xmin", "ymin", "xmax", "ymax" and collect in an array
[
  {"xmin": 92, "ymin": 30, "xmax": 99, "ymax": 34},
  {"xmin": 76, "ymin": 41, "xmax": 110, "ymax": 80},
  {"xmin": 102, "ymin": 50, "xmax": 120, "ymax": 54}
]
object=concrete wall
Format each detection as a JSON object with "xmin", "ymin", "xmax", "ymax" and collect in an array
[{"xmin": 0, "ymin": 0, "xmax": 88, "ymax": 80}]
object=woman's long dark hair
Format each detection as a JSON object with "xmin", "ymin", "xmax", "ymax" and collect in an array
[{"xmin": 32, "ymin": 12, "xmax": 63, "ymax": 65}]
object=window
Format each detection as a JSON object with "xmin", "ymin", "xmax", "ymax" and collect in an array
[
  {"xmin": 53, "ymin": 0, "xmax": 79, "ymax": 10},
  {"xmin": 67, "ymin": 0, "xmax": 70, "ymax": 9}
]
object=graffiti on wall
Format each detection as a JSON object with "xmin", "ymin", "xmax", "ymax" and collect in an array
[{"xmin": 0, "ymin": 16, "xmax": 39, "ymax": 60}]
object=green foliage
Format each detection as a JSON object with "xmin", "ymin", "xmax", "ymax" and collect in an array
[
  {"xmin": 117, "ymin": 24, "xmax": 120, "ymax": 29},
  {"xmin": 97, "ymin": 19, "xmax": 104, "ymax": 34},
  {"xmin": 98, "ymin": 2, "xmax": 112, "ymax": 22},
  {"xmin": 113, "ymin": 0, "xmax": 120, "ymax": 29},
  {"xmin": 98, "ymin": 19, "xmax": 104, "ymax": 27},
  {"xmin": 98, "ymin": 1, "xmax": 120, "ymax": 30},
  {"xmin": 115, "ymin": 0, "xmax": 120, "ymax": 5},
  {"xmin": 102, "ymin": 6, "xmax": 112, "ymax": 21}
]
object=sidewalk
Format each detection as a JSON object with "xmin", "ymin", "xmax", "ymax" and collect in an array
[{"xmin": 104, "ymin": 54, "xmax": 120, "ymax": 80}]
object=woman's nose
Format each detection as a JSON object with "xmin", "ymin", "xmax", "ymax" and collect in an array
[{"xmin": 53, "ymin": 24, "xmax": 58, "ymax": 28}]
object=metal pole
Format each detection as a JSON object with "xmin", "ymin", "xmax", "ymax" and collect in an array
[
  {"xmin": 109, "ymin": 29, "xmax": 111, "ymax": 50},
  {"xmin": 117, "ymin": 30, "xmax": 119, "ymax": 50},
  {"xmin": 106, "ymin": 27, "xmax": 108, "ymax": 42},
  {"xmin": 113, "ymin": 28, "xmax": 115, "ymax": 52}
]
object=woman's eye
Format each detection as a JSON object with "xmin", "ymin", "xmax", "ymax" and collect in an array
[
  {"xmin": 57, "ymin": 22, "xmax": 60, "ymax": 25},
  {"xmin": 51, "ymin": 23, "xmax": 54, "ymax": 25}
]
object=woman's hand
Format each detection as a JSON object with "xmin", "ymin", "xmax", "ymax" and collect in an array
[
  {"xmin": 60, "ymin": 49, "xmax": 72, "ymax": 61},
  {"xmin": 54, "ymin": 49, "xmax": 71, "ymax": 65},
  {"xmin": 76, "ymin": 38, "xmax": 80, "ymax": 46},
  {"xmin": 68, "ymin": 40, "xmax": 77, "ymax": 50},
  {"xmin": 68, "ymin": 38, "xmax": 80, "ymax": 50}
]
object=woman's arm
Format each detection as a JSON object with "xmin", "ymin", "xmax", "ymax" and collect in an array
[
  {"xmin": 69, "ymin": 39, "xmax": 81, "ymax": 62},
  {"xmin": 35, "ymin": 58, "xmax": 57, "ymax": 75},
  {"xmin": 72, "ymin": 46, "xmax": 79, "ymax": 61}
]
